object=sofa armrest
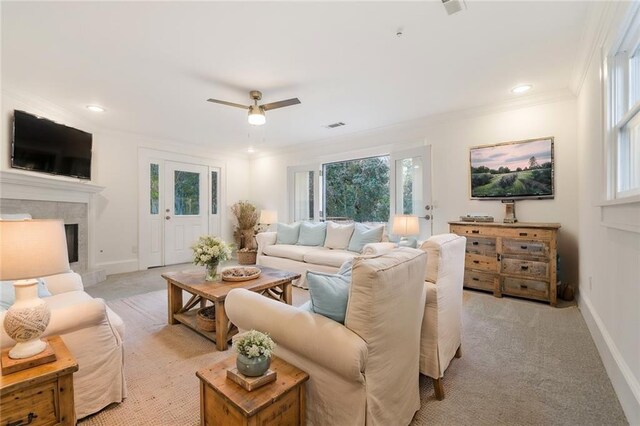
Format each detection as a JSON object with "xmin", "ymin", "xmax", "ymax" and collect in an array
[
  {"xmin": 226, "ymin": 289, "xmax": 367, "ymax": 381},
  {"xmin": 256, "ymin": 232, "xmax": 277, "ymax": 256},
  {"xmin": 0, "ymin": 298, "xmax": 108, "ymax": 349},
  {"xmin": 362, "ymin": 242, "xmax": 397, "ymax": 255},
  {"xmin": 41, "ymin": 272, "xmax": 84, "ymax": 295}
]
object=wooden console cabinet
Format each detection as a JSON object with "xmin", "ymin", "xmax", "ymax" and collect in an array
[{"xmin": 449, "ymin": 221, "xmax": 561, "ymax": 306}]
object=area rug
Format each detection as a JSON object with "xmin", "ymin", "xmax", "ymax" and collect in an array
[{"xmin": 79, "ymin": 288, "xmax": 627, "ymax": 425}]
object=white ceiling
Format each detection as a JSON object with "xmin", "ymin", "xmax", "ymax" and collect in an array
[{"xmin": 2, "ymin": 1, "xmax": 590, "ymax": 151}]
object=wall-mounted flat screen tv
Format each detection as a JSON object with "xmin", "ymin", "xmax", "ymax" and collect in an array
[
  {"xmin": 12, "ymin": 110, "xmax": 92, "ymax": 180},
  {"xmin": 470, "ymin": 137, "xmax": 554, "ymax": 200}
]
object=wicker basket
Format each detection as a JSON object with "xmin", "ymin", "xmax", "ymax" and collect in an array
[
  {"xmin": 196, "ymin": 306, "xmax": 216, "ymax": 332},
  {"xmin": 237, "ymin": 250, "xmax": 257, "ymax": 265}
]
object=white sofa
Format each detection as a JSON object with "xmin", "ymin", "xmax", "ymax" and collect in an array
[
  {"xmin": 226, "ymin": 247, "xmax": 427, "ymax": 426},
  {"xmin": 256, "ymin": 231, "xmax": 396, "ymax": 288},
  {"xmin": 0, "ymin": 272, "xmax": 126, "ymax": 419}
]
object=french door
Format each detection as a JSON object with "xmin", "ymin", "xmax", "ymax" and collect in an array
[
  {"xmin": 139, "ymin": 150, "xmax": 223, "ymax": 269},
  {"xmin": 390, "ymin": 146, "xmax": 433, "ymax": 240}
]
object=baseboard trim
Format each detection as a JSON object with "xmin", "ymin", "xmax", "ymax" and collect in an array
[
  {"xmin": 95, "ymin": 259, "xmax": 139, "ymax": 276},
  {"xmin": 579, "ymin": 293, "xmax": 640, "ymax": 424}
]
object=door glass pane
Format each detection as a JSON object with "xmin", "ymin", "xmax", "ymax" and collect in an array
[
  {"xmin": 150, "ymin": 163, "xmax": 159, "ymax": 215},
  {"xmin": 211, "ymin": 171, "xmax": 218, "ymax": 215},
  {"xmin": 324, "ymin": 156, "xmax": 390, "ymax": 222},
  {"xmin": 174, "ymin": 170, "xmax": 200, "ymax": 215},
  {"xmin": 294, "ymin": 171, "xmax": 314, "ymax": 221},
  {"xmin": 396, "ymin": 157, "xmax": 423, "ymax": 215}
]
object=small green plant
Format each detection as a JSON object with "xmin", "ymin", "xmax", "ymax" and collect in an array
[
  {"xmin": 191, "ymin": 235, "xmax": 233, "ymax": 267},
  {"xmin": 233, "ymin": 330, "xmax": 275, "ymax": 359}
]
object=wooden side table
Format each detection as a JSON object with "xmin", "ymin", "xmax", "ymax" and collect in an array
[
  {"xmin": 197, "ymin": 355, "xmax": 309, "ymax": 425},
  {"xmin": 0, "ymin": 336, "xmax": 78, "ymax": 426}
]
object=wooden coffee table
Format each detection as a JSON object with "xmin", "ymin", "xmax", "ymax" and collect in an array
[{"xmin": 163, "ymin": 266, "xmax": 300, "ymax": 350}]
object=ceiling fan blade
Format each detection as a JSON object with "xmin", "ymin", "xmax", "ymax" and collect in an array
[
  {"xmin": 261, "ymin": 98, "xmax": 301, "ymax": 111},
  {"xmin": 206, "ymin": 98, "xmax": 249, "ymax": 109}
]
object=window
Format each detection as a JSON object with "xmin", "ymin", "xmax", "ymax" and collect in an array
[
  {"xmin": 211, "ymin": 170, "xmax": 218, "ymax": 215},
  {"xmin": 323, "ymin": 156, "xmax": 390, "ymax": 222},
  {"xmin": 606, "ymin": 6, "xmax": 640, "ymax": 198},
  {"xmin": 174, "ymin": 170, "xmax": 200, "ymax": 215},
  {"xmin": 293, "ymin": 170, "xmax": 315, "ymax": 221},
  {"xmin": 150, "ymin": 163, "xmax": 159, "ymax": 214}
]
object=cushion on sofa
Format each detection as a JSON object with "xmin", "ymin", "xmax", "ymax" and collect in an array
[
  {"xmin": 276, "ymin": 223, "xmax": 301, "ymax": 245},
  {"xmin": 324, "ymin": 222, "xmax": 355, "ymax": 249},
  {"xmin": 307, "ymin": 263, "xmax": 353, "ymax": 323},
  {"xmin": 262, "ymin": 244, "xmax": 324, "ymax": 262},
  {"xmin": 303, "ymin": 249, "xmax": 357, "ymax": 268},
  {"xmin": 297, "ymin": 222, "xmax": 327, "ymax": 246},
  {"xmin": 348, "ymin": 223, "xmax": 385, "ymax": 253}
]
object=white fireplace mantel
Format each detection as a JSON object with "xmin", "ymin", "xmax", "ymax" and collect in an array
[{"xmin": 0, "ymin": 170, "xmax": 105, "ymax": 203}]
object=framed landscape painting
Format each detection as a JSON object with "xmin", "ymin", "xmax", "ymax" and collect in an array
[{"xmin": 469, "ymin": 137, "xmax": 554, "ymax": 200}]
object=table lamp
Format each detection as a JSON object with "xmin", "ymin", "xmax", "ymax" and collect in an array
[
  {"xmin": 392, "ymin": 214, "xmax": 420, "ymax": 248},
  {"xmin": 0, "ymin": 219, "xmax": 70, "ymax": 359},
  {"xmin": 259, "ymin": 210, "xmax": 278, "ymax": 231}
]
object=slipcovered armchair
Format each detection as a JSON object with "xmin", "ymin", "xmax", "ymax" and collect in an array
[
  {"xmin": 418, "ymin": 233, "xmax": 466, "ymax": 400},
  {"xmin": 226, "ymin": 248, "xmax": 427, "ymax": 426}
]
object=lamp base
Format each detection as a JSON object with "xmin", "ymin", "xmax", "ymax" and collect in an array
[{"xmin": 9, "ymin": 338, "xmax": 47, "ymax": 359}]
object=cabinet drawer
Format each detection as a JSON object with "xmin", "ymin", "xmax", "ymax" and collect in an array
[
  {"xmin": 501, "ymin": 258, "xmax": 548, "ymax": 279},
  {"xmin": 1, "ymin": 380, "xmax": 58, "ymax": 426},
  {"xmin": 465, "ymin": 253, "xmax": 497, "ymax": 272},
  {"xmin": 464, "ymin": 270, "xmax": 496, "ymax": 292},
  {"xmin": 502, "ymin": 277, "xmax": 549, "ymax": 301},
  {"xmin": 497, "ymin": 228, "xmax": 554, "ymax": 240},
  {"xmin": 466, "ymin": 237, "xmax": 497, "ymax": 256},
  {"xmin": 450, "ymin": 225, "xmax": 496, "ymax": 237},
  {"xmin": 502, "ymin": 239, "xmax": 549, "ymax": 257}
]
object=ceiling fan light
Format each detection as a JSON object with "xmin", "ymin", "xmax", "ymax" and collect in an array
[{"xmin": 248, "ymin": 106, "xmax": 266, "ymax": 126}]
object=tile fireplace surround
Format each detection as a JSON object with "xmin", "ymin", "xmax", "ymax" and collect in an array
[{"xmin": 0, "ymin": 170, "xmax": 105, "ymax": 285}]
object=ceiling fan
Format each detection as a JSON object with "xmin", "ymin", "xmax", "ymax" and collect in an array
[{"xmin": 207, "ymin": 90, "xmax": 301, "ymax": 126}]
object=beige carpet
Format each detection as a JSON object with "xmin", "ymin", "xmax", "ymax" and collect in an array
[{"xmin": 81, "ymin": 283, "xmax": 627, "ymax": 425}]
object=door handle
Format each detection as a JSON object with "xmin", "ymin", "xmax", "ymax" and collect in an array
[
  {"xmin": 165, "ymin": 216, "xmax": 171, "ymax": 220},
  {"xmin": 424, "ymin": 214, "xmax": 431, "ymax": 220}
]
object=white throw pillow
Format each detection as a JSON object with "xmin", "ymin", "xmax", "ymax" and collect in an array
[{"xmin": 324, "ymin": 222, "xmax": 355, "ymax": 250}]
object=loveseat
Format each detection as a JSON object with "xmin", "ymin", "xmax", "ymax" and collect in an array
[
  {"xmin": 256, "ymin": 221, "xmax": 396, "ymax": 288},
  {"xmin": 226, "ymin": 247, "xmax": 427, "ymax": 426},
  {"xmin": 0, "ymin": 272, "xmax": 126, "ymax": 419}
]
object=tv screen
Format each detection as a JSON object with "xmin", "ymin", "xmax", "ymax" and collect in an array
[
  {"xmin": 12, "ymin": 110, "xmax": 92, "ymax": 180},
  {"xmin": 470, "ymin": 137, "xmax": 554, "ymax": 200}
]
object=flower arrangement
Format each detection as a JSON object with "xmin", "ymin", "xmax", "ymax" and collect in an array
[
  {"xmin": 191, "ymin": 235, "xmax": 233, "ymax": 267},
  {"xmin": 233, "ymin": 330, "xmax": 276, "ymax": 359},
  {"xmin": 230, "ymin": 201, "xmax": 260, "ymax": 250}
]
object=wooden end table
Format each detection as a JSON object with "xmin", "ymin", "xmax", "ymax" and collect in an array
[
  {"xmin": 197, "ymin": 355, "xmax": 309, "ymax": 425},
  {"xmin": 163, "ymin": 266, "xmax": 300, "ymax": 351},
  {"xmin": 0, "ymin": 336, "xmax": 78, "ymax": 426}
]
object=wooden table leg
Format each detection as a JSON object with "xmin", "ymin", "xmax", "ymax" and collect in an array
[
  {"xmin": 283, "ymin": 281, "xmax": 292, "ymax": 305},
  {"xmin": 215, "ymin": 300, "xmax": 229, "ymax": 351},
  {"xmin": 168, "ymin": 280, "xmax": 183, "ymax": 325}
]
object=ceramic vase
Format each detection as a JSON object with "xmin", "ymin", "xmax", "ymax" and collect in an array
[
  {"xmin": 236, "ymin": 353, "xmax": 271, "ymax": 377},
  {"xmin": 3, "ymin": 280, "xmax": 51, "ymax": 359},
  {"xmin": 205, "ymin": 262, "xmax": 219, "ymax": 281}
]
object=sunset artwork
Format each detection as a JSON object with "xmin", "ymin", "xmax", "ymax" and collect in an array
[{"xmin": 470, "ymin": 137, "xmax": 554, "ymax": 199}]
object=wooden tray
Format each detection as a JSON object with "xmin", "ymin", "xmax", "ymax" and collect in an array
[{"xmin": 222, "ymin": 267, "xmax": 261, "ymax": 282}]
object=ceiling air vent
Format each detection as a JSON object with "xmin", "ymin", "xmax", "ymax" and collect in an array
[
  {"xmin": 325, "ymin": 122, "xmax": 346, "ymax": 129},
  {"xmin": 442, "ymin": 0, "xmax": 466, "ymax": 16}
]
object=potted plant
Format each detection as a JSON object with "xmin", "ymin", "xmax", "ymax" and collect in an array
[
  {"xmin": 231, "ymin": 201, "xmax": 260, "ymax": 264},
  {"xmin": 233, "ymin": 330, "xmax": 276, "ymax": 377},
  {"xmin": 191, "ymin": 235, "xmax": 233, "ymax": 281}
]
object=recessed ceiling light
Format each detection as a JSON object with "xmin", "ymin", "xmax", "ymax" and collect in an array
[
  {"xmin": 247, "ymin": 147, "xmax": 255, "ymax": 154},
  {"xmin": 511, "ymin": 85, "xmax": 532, "ymax": 94},
  {"xmin": 86, "ymin": 105, "xmax": 105, "ymax": 113}
]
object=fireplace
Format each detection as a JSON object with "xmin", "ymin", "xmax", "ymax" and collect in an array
[{"xmin": 65, "ymin": 224, "xmax": 79, "ymax": 263}]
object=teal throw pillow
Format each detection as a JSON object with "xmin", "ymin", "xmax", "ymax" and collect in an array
[
  {"xmin": 307, "ymin": 262, "xmax": 353, "ymax": 323},
  {"xmin": 337, "ymin": 259, "xmax": 354, "ymax": 277},
  {"xmin": 0, "ymin": 280, "xmax": 52, "ymax": 310},
  {"xmin": 276, "ymin": 223, "xmax": 301, "ymax": 245},
  {"xmin": 297, "ymin": 222, "xmax": 327, "ymax": 246},
  {"xmin": 347, "ymin": 223, "xmax": 385, "ymax": 253}
]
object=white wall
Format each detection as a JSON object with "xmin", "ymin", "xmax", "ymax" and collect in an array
[
  {"xmin": 250, "ymin": 96, "xmax": 580, "ymax": 287},
  {"xmin": 576, "ymin": 10, "xmax": 640, "ymax": 424},
  {"xmin": 1, "ymin": 90, "xmax": 251, "ymax": 275}
]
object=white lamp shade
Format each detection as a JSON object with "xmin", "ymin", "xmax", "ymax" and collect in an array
[
  {"xmin": 0, "ymin": 219, "xmax": 70, "ymax": 280},
  {"xmin": 259, "ymin": 210, "xmax": 278, "ymax": 224},
  {"xmin": 392, "ymin": 215, "xmax": 420, "ymax": 237}
]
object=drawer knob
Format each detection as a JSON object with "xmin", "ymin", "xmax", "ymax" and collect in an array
[
  {"xmin": 520, "ymin": 245, "xmax": 528, "ymax": 250},
  {"xmin": 520, "ymin": 284, "xmax": 529, "ymax": 289},
  {"xmin": 8, "ymin": 412, "xmax": 38, "ymax": 426},
  {"xmin": 472, "ymin": 230, "xmax": 480, "ymax": 234},
  {"xmin": 521, "ymin": 265, "xmax": 529, "ymax": 270},
  {"xmin": 473, "ymin": 260, "xmax": 480, "ymax": 264},
  {"xmin": 472, "ymin": 277, "xmax": 479, "ymax": 281},
  {"xmin": 519, "ymin": 232, "xmax": 528, "ymax": 236},
  {"xmin": 472, "ymin": 241, "xmax": 479, "ymax": 246}
]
